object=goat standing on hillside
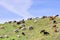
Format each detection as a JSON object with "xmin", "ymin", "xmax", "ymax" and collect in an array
[
  {"xmin": 49, "ymin": 16, "xmax": 55, "ymax": 20},
  {"xmin": 40, "ymin": 30, "xmax": 49, "ymax": 35},
  {"xmin": 22, "ymin": 32, "xmax": 25, "ymax": 36},
  {"xmin": 52, "ymin": 25, "xmax": 58, "ymax": 32},
  {"xmin": 53, "ymin": 20, "xmax": 57, "ymax": 24},
  {"xmin": 28, "ymin": 26, "xmax": 33, "ymax": 30}
]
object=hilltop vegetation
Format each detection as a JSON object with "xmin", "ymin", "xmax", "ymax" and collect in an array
[{"xmin": 0, "ymin": 15, "xmax": 60, "ymax": 40}]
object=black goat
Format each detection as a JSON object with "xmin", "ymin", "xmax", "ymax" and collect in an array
[
  {"xmin": 55, "ymin": 14, "xmax": 59, "ymax": 17},
  {"xmin": 13, "ymin": 21, "xmax": 17, "ymax": 23},
  {"xmin": 22, "ymin": 32, "xmax": 25, "ymax": 36},
  {"xmin": 43, "ymin": 32, "xmax": 49, "ymax": 35},
  {"xmin": 53, "ymin": 20, "xmax": 57, "ymax": 24},
  {"xmin": 8, "ymin": 21, "xmax": 12, "ymax": 23},
  {"xmin": 17, "ymin": 22, "xmax": 21, "ymax": 25},
  {"xmin": 40, "ymin": 30, "xmax": 49, "ymax": 35}
]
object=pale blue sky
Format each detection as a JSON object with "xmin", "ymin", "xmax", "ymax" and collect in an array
[
  {"xmin": 0, "ymin": 0, "xmax": 60, "ymax": 23},
  {"xmin": 29, "ymin": 0, "xmax": 60, "ymax": 17}
]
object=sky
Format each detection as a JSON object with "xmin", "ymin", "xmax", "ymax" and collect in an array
[{"xmin": 0, "ymin": 0, "xmax": 60, "ymax": 23}]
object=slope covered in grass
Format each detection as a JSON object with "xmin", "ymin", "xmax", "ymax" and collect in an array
[{"xmin": 0, "ymin": 17, "xmax": 60, "ymax": 40}]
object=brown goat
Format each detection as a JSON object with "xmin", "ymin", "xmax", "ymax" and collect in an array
[{"xmin": 52, "ymin": 25, "xmax": 58, "ymax": 32}]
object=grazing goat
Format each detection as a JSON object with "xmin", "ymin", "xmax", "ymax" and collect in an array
[
  {"xmin": 22, "ymin": 32, "xmax": 25, "ymax": 36},
  {"xmin": 52, "ymin": 25, "xmax": 58, "ymax": 32},
  {"xmin": 21, "ymin": 27, "xmax": 26, "ymax": 30},
  {"xmin": 20, "ymin": 24, "xmax": 25, "ymax": 27},
  {"xmin": 41, "ymin": 16, "xmax": 47, "ymax": 19},
  {"xmin": 40, "ymin": 30, "xmax": 49, "ymax": 35},
  {"xmin": 0, "ymin": 26, "xmax": 5, "ymax": 29},
  {"xmin": 28, "ymin": 26, "xmax": 33, "ymax": 30},
  {"xmin": 14, "ymin": 29, "xmax": 19, "ymax": 33},
  {"xmin": 53, "ymin": 20, "xmax": 57, "ymax": 24},
  {"xmin": 27, "ymin": 18, "xmax": 32, "ymax": 20},
  {"xmin": 17, "ymin": 22, "xmax": 21, "ymax": 25},
  {"xmin": 0, "ymin": 36, "xmax": 3, "ymax": 38},
  {"xmin": 4, "ymin": 35, "xmax": 9, "ymax": 38},
  {"xmin": 34, "ymin": 20, "xmax": 37, "ymax": 23},
  {"xmin": 17, "ymin": 35, "xmax": 20, "ymax": 38},
  {"xmin": 13, "ymin": 21, "xmax": 17, "ymax": 23},
  {"xmin": 49, "ymin": 16, "xmax": 55, "ymax": 20},
  {"xmin": 21, "ymin": 19, "xmax": 25, "ymax": 23},
  {"xmin": 55, "ymin": 14, "xmax": 59, "ymax": 17},
  {"xmin": 8, "ymin": 21, "xmax": 12, "ymax": 23}
]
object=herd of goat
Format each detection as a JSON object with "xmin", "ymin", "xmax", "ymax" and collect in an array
[{"xmin": 0, "ymin": 14, "xmax": 59, "ymax": 40}]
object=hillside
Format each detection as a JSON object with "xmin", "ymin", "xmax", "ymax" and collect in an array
[{"xmin": 0, "ymin": 16, "xmax": 60, "ymax": 40}]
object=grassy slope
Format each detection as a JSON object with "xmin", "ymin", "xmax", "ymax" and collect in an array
[{"xmin": 0, "ymin": 17, "xmax": 60, "ymax": 40}]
